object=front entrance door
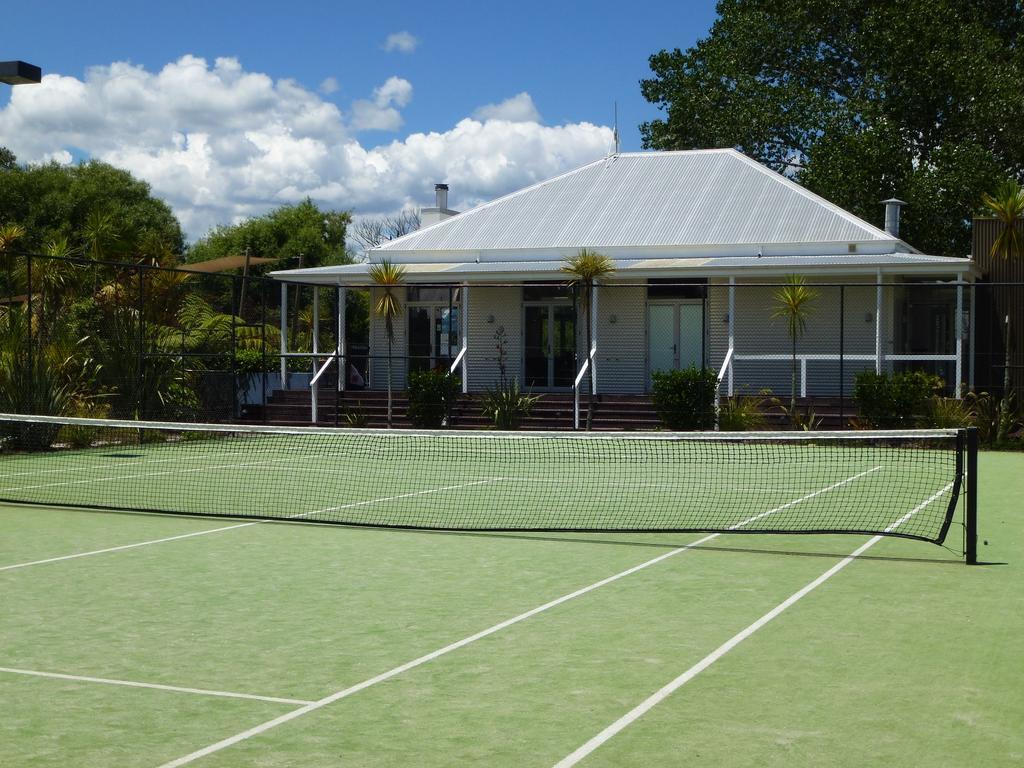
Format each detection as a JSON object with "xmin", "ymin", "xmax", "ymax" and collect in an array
[
  {"xmin": 524, "ymin": 304, "xmax": 576, "ymax": 388},
  {"xmin": 647, "ymin": 301, "xmax": 704, "ymax": 385}
]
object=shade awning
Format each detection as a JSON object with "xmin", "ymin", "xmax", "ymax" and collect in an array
[{"xmin": 185, "ymin": 255, "xmax": 277, "ymax": 273}]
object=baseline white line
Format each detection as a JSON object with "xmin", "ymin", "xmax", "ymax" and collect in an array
[
  {"xmin": 0, "ymin": 666, "xmax": 313, "ymax": 706},
  {"xmin": 0, "ymin": 478, "xmax": 502, "ymax": 572},
  {"xmin": 551, "ymin": 481, "xmax": 954, "ymax": 768},
  {"xmin": 156, "ymin": 467, "xmax": 881, "ymax": 768}
]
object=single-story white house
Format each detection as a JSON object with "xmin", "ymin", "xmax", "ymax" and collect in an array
[{"xmin": 271, "ymin": 149, "xmax": 977, "ymax": 406}]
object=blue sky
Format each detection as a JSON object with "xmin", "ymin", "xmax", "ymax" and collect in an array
[{"xmin": 1, "ymin": 0, "xmax": 720, "ymax": 241}]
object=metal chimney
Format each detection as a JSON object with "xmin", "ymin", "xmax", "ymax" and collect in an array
[
  {"xmin": 881, "ymin": 198, "xmax": 906, "ymax": 237},
  {"xmin": 435, "ymin": 183, "xmax": 449, "ymax": 211}
]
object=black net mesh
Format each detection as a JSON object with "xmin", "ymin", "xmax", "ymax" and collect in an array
[{"xmin": 0, "ymin": 414, "xmax": 963, "ymax": 544}]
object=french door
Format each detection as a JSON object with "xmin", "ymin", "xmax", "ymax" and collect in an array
[
  {"xmin": 408, "ymin": 305, "xmax": 459, "ymax": 374},
  {"xmin": 647, "ymin": 300, "xmax": 704, "ymax": 385},
  {"xmin": 524, "ymin": 304, "xmax": 576, "ymax": 388}
]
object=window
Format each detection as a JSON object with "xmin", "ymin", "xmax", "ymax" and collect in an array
[
  {"xmin": 523, "ymin": 283, "xmax": 573, "ymax": 301},
  {"xmin": 647, "ymin": 278, "xmax": 707, "ymax": 300}
]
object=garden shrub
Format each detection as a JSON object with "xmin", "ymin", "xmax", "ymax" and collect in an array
[
  {"xmin": 480, "ymin": 378, "xmax": 539, "ymax": 430},
  {"xmin": 406, "ymin": 369, "xmax": 460, "ymax": 428},
  {"xmin": 853, "ymin": 370, "xmax": 942, "ymax": 428},
  {"xmin": 651, "ymin": 367, "xmax": 718, "ymax": 431}
]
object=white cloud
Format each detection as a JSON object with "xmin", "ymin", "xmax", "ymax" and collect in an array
[
  {"xmin": 383, "ymin": 31, "xmax": 418, "ymax": 53},
  {"xmin": 348, "ymin": 76, "xmax": 413, "ymax": 132},
  {"xmin": 319, "ymin": 76, "xmax": 339, "ymax": 95},
  {"xmin": 473, "ymin": 93, "xmax": 542, "ymax": 123},
  {"xmin": 0, "ymin": 57, "xmax": 614, "ymax": 241}
]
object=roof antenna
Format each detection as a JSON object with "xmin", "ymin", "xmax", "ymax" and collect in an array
[{"xmin": 613, "ymin": 101, "xmax": 619, "ymax": 155}]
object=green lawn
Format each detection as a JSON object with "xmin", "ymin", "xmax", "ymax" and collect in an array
[{"xmin": 0, "ymin": 451, "xmax": 1019, "ymax": 767}]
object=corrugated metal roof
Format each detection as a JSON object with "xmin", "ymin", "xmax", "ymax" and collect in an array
[
  {"xmin": 373, "ymin": 149, "xmax": 902, "ymax": 255},
  {"xmin": 272, "ymin": 253, "xmax": 971, "ymax": 285}
]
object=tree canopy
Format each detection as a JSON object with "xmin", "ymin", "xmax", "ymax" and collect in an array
[
  {"xmin": 640, "ymin": 0, "xmax": 1024, "ymax": 257},
  {"xmin": 0, "ymin": 151, "xmax": 185, "ymax": 260},
  {"xmin": 187, "ymin": 199, "xmax": 352, "ymax": 269}
]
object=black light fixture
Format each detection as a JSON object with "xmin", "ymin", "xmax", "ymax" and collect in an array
[{"xmin": 0, "ymin": 61, "xmax": 42, "ymax": 85}]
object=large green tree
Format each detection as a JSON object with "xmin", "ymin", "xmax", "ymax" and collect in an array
[
  {"xmin": 0, "ymin": 151, "xmax": 185, "ymax": 260},
  {"xmin": 640, "ymin": 0, "xmax": 1024, "ymax": 257},
  {"xmin": 187, "ymin": 198, "xmax": 351, "ymax": 269}
]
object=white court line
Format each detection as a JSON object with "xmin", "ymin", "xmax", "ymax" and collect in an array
[
  {"xmin": 155, "ymin": 467, "xmax": 880, "ymax": 768},
  {"xmin": 0, "ymin": 478, "xmax": 501, "ymax": 572},
  {"xmin": 551, "ymin": 481, "xmax": 954, "ymax": 768},
  {"xmin": 0, "ymin": 522, "xmax": 258, "ymax": 573},
  {"xmin": 0, "ymin": 666, "xmax": 313, "ymax": 706}
]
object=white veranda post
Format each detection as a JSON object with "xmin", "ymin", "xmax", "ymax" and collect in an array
[
  {"xmin": 460, "ymin": 285, "xmax": 469, "ymax": 393},
  {"xmin": 279, "ymin": 282, "xmax": 288, "ymax": 383},
  {"xmin": 955, "ymin": 279, "xmax": 963, "ymax": 399},
  {"xmin": 727, "ymin": 277, "xmax": 735, "ymax": 396},
  {"xmin": 875, "ymin": 270, "xmax": 883, "ymax": 374},
  {"xmin": 591, "ymin": 283, "xmax": 598, "ymax": 395},
  {"xmin": 338, "ymin": 286, "xmax": 346, "ymax": 393}
]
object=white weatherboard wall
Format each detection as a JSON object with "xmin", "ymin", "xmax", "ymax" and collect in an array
[
  {"xmin": 596, "ymin": 285, "xmax": 646, "ymax": 394},
  {"xmin": 467, "ymin": 287, "xmax": 522, "ymax": 390},
  {"xmin": 368, "ymin": 287, "xmax": 408, "ymax": 390}
]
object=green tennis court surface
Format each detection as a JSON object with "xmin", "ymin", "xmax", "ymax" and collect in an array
[{"xmin": 1, "ymin": 452, "xmax": 1020, "ymax": 766}]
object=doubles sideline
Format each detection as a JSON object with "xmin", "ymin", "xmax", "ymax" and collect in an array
[
  {"xmin": 0, "ymin": 478, "xmax": 500, "ymax": 573},
  {"xmin": 551, "ymin": 481, "xmax": 955, "ymax": 767},
  {"xmin": 156, "ymin": 466, "xmax": 882, "ymax": 768}
]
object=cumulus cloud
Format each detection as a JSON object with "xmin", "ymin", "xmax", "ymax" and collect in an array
[
  {"xmin": 348, "ymin": 76, "xmax": 413, "ymax": 132},
  {"xmin": 0, "ymin": 56, "xmax": 614, "ymax": 241},
  {"xmin": 473, "ymin": 93, "xmax": 542, "ymax": 123},
  {"xmin": 319, "ymin": 76, "xmax": 339, "ymax": 95},
  {"xmin": 383, "ymin": 32, "xmax": 418, "ymax": 53}
]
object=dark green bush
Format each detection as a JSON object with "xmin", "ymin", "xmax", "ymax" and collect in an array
[
  {"xmin": 406, "ymin": 369, "xmax": 460, "ymax": 428},
  {"xmin": 651, "ymin": 367, "xmax": 718, "ymax": 431},
  {"xmin": 234, "ymin": 348, "xmax": 271, "ymax": 374},
  {"xmin": 853, "ymin": 370, "xmax": 942, "ymax": 428}
]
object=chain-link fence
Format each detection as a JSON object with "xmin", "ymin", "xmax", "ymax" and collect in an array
[
  {"xmin": 4, "ymin": 256, "xmax": 1020, "ymax": 431},
  {"xmin": 2, "ymin": 252, "xmax": 370, "ymax": 425}
]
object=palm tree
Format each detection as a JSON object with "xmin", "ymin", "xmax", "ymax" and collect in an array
[
  {"xmin": 981, "ymin": 180, "xmax": 1024, "ymax": 441},
  {"xmin": 368, "ymin": 259, "xmax": 407, "ymax": 427},
  {"xmin": 562, "ymin": 249, "xmax": 615, "ymax": 430},
  {"xmin": 772, "ymin": 275, "xmax": 818, "ymax": 416}
]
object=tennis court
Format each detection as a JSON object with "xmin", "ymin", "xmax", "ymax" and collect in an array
[{"xmin": 1, "ymin": 418, "xmax": 1021, "ymax": 766}]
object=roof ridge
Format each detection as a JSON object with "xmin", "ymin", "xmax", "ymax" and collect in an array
[
  {"xmin": 372, "ymin": 154, "xmax": 613, "ymax": 253},
  {"xmin": 726, "ymin": 151, "xmax": 914, "ymax": 249}
]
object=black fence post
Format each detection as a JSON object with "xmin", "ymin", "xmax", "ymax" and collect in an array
[
  {"xmin": 260, "ymin": 278, "xmax": 268, "ymax": 425},
  {"xmin": 26, "ymin": 253, "xmax": 33, "ymax": 413},
  {"xmin": 230, "ymin": 275, "xmax": 238, "ymax": 422},
  {"xmin": 137, "ymin": 266, "xmax": 145, "ymax": 419},
  {"xmin": 839, "ymin": 285, "xmax": 845, "ymax": 426},
  {"xmin": 965, "ymin": 426, "xmax": 979, "ymax": 565}
]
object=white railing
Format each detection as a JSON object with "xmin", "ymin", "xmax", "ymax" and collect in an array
[
  {"xmin": 309, "ymin": 347, "xmax": 342, "ymax": 423},
  {"xmin": 728, "ymin": 353, "xmax": 959, "ymax": 398},
  {"xmin": 449, "ymin": 344, "xmax": 468, "ymax": 394},
  {"xmin": 573, "ymin": 346, "xmax": 597, "ymax": 430},
  {"xmin": 714, "ymin": 347, "xmax": 735, "ymax": 429}
]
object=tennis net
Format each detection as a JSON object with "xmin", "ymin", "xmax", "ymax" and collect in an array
[{"xmin": 0, "ymin": 414, "xmax": 970, "ymax": 547}]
